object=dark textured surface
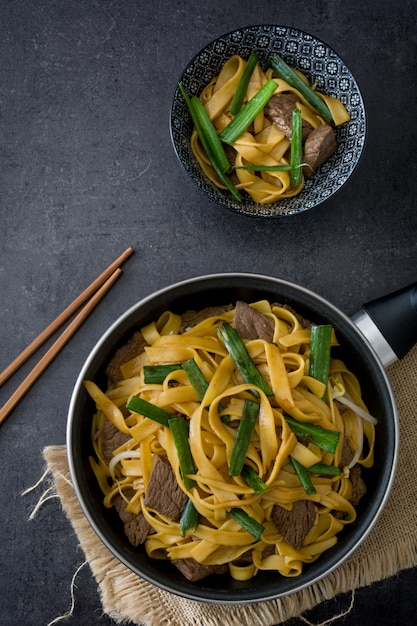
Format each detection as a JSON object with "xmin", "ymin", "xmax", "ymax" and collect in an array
[{"xmin": 1, "ymin": 1, "xmax": 416, "ymax": 625}]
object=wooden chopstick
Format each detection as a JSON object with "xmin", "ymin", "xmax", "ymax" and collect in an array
[
  {"xmin": 0, "ymin": 246, "xmax": 133, "ymax": 387},
  {"xmin": 0, "ymin": 268, "xmax": 122, "ymax": 426}
]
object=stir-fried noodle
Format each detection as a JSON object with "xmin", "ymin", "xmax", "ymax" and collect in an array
[{"xmin": 86, "ymin": 301, "xmax": 375, "ymax": 581}]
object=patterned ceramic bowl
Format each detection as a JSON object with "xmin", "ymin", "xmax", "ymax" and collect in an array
[{"xmin": 170, "ymin": 25, "xmax": 366, "ymax": 217}]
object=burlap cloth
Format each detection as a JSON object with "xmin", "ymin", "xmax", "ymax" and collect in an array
[{"xmin": 43, "ymin": 345, "xmax": 417, "ymax": 625}]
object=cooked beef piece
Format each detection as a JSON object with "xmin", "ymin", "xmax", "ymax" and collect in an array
[
  {"xmin": 232, "ymin": 300, "xmax": 275, "ymax": 342},
  {"xmin": 221, "ymin": 143, "xmax": 244, "ymax": 183},
  {"xmin": 265, "ymin": 94, "xmax": 313, "ymax": 141},
  {"xmin": 336, "ymin": 440, "xmax": 367, "ymax": 511},
  {"xmin": 172, "ymin": 558, "xmax": 228, "ymax": 581},
  {"xmin": 223, "ymin": 144, "xmax": 240, "ymax": 182},
  {"xmin": 223, "ymin": 143, "xmax": 237, "ymax": 166},
  {"xmin": 113, "ymin": 491, "xmax": 151, "ymax": 547},
  {"xmin": 303, "ymin": 124, "xmax": 336, "ymax": 177},
  {"xmin": 144, "ymin": 455, "xmax": 188, "ymax": 521},
  {"xmin": 271, "ymin": 500, "xmax": 316, "ymax": 550},
  {"xmin": 262, "ymin": 543, "xmax": 276, "ymax": 558},
  {"xmin": 339, "ymin": 439, "xmax": 356, "ymax": 468},
  {"xmin": 179, "ymin": 305, "xmax": 233, "ymax": 333},
  {"xmin": 233, "ymin": 550, "xmax": 253, "ymax": 565},
  {"xmin": 106, "ymin": 330, "xmax": 148, "ymax": 384},
  {"xmin": 349, "ymin": 464, "xmax": 367, "ymax": 506},
  {"xmin": 101, "ymin": 417, "xmax": 131, "ymax": 462}
]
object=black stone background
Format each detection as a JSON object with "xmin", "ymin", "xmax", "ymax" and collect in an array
[{"xmin": 1, "ymin": 1, "xmax": 416, "ymax": 624}]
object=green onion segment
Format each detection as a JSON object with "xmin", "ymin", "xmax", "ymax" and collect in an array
[
  {"xmin": 126, "ymin": 396, "xmax": 174, "ymax": 428},
  {"xmin": 229, "ymin": 399, "xmax": 260, "ymax": 476},
  {"xmin": 179, "ymin": 82, "xmax": 229, "ymax": 173},
  {"xmin": 179, "ymin": 499, "xmax": 200, "ymax": 537},
  {"xmin": 309, "ymin": 324, "xmax": 333, "ymax": 399},
  {"xmin": 241, "ymin": 465, "xmax": 268, "ymax": 494},
  {"xmin": 168, "ymin": 417, "xmax": 197, "ymax": 490},
  {"xmin": 268, "ymin": 54, "xmax": 334, "ymax": 124},
  {"xmin": 228, "ymin": 507, "xmax": 265, "ymax": 541},
  {"xmin": 230, "ymin": 51, "xmax": 260, "ymax": 115},
  {"xmin": 285, "ymin": 415, "xmax": 340, "ymax": 454},
  {"xmin": 217, "ymin": 322, "xmax": 273, "ymax": 396},
  {"xmin": 308, "ymin": 462, "xmax": 341, "ymax": 476},
  {"xmin": 219, "ymin": 79, "xmax": 277, "ymax": 145},
  {"xmin": 179, "ymin": 82, "xmax": 242, "ymax": 202},
  {"xmin": 143, "ymin": 364, "xmax": 183, "ymax": 384},
  {"xmin": 182, "ymin": 358, "xmax": 209, "ymax": 401},
  {"xmin": 290, "ymin": 456, "xmax": 316, "ymax": 495},
  {"xmin": 290, "ymin": 108, "xmax": 303, "ymax": 187}
]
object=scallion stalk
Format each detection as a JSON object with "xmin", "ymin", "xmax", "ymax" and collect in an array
[
  {"xmin": 285, "ymin": 415, "xmax": 340, "ymax": 454},
  {"xmin": 183, "ymin": 357, "xmax": 228, "ymax": 421},
  {"xmin": 307, "ymin": 462, "xmax": 341, "ymax": 476},
  {"xmin": 179, "ymin": 83, "xmax": 242, "ymax": 202},
  {"xmin": 168, "ymin": 417, "xmax": 197, "ymax": 490},
  {"xmin": 241, "ymin": 464, "xmax": 268, "ymax": 494},
  {"xmin": 290, "ymin": 108, "xmax": 302, "ymax": 187},
  {"xmin": 126, "ymin": 396, "xmax": 174, "ymax": 427},
  {"xmin": 179, "ymin": 82, "xmax": 229, "ymax": 173},
  {"xmin": 215, "ymin": 166, "xmax": 243, "ymax": 202},
  {"xmin": 143, "ymin": 364, "xmax": 183, "ymax": 384},
  {"xmin": 228, "ymin": 507, "xmax": 265, "ymax": 541},
  {"xmin": 309, "ymin": 324, "xmax": 333, "ymax": 399},
  {"xmin": 217, "ymin": 322, "xmax": 273, "ymax": 396},
  {"xmin": 182, "ymin": 358, "xmax": 209, "ymax": 401},
  {"xmin": 268, "ymin": 54, "xmax": 334, "ymax": 124},
  {"xmin": 290, "ymin": 456, "xmax": 316, "ymax": 495},
  {"xmin": 219, "ymin": 79, "xmax": 277, "ymax": 145},
  {"xmin": 179, "ymin": 499, "xmax": 200, "ymax": 537},
  {"xmin": 229, "ymin": 399, "xmax": 260, "ymax": 476},
  {"xmin": 230, "ymin": 51, "xmax": 260, "ymax": 115}
]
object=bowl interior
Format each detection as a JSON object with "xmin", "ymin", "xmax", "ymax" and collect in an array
[
  {"xmin": 68, "ymin": 274, "xmax": 397, "ymax": 603},
  {"xmin": 170, "ymin": 25, "xmax": 366, "ymax": 217}
]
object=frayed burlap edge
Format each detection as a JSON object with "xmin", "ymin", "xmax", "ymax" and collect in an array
[{"xmin": 43, "ymin": 345, "xmax": 417, "ymax": 626}]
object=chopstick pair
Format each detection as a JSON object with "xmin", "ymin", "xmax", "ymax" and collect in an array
[{"xmin": 0, "ymin": 246, "xmax": 134, "ymax": 426}]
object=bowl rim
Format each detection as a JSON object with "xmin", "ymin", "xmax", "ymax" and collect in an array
[
  {"xmin": 169, "ymin": 24, "xmax": 367, "ymax": 218},
  {"xmin": 67, "ymin": 272, "xmax": 398, "ymax": 604}
]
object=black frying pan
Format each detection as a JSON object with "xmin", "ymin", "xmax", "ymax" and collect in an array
[{"xmin": 67, "ymin": 274, "xmax": 416, "ymax": 604}]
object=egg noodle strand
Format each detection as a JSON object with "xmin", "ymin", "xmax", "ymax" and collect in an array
[{"xmin": 85, "ymin": 301, "xmax": 374, "ymax": 581}]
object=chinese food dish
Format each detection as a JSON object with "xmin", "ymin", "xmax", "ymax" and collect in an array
[
  {"xmin": 185, "ymin": 53, "xmax": 350, "ymax": 204},
  {"xmin": 86, "ymin": 300, "xmax": 375, "ymax": 582}
]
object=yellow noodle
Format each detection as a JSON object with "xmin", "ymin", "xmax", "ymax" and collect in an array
[
  {"xmin": 189, "ymin": 55, "xmax": 350, "ymax": 204},
  {"xmin": 86, "ymin": 301, "xmax": 374, "ymax": 582},
  {"xmin": 204, "ymin": 55, "xmax": 246, "ymax": 120}
]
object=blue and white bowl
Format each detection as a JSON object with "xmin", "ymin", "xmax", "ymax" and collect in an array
[{"xmin": 170, "ymin": 25, "xmax": 366, "ymax": 217}]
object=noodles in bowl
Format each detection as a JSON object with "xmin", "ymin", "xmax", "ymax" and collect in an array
[
  {"xmin": 170, "ymin": 25, "xmax": 366, "ymax": 217},
  {"xmin": 84, "ymin": 299, "xmax": 375, "ymax": 583},
  {"xmin": 186, "ymin": 53, "xmax": 350, "ymax": 206}
]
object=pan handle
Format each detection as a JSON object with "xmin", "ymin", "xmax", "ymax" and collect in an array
[{"xmin": 351, "ymin": 281, "xmax": 417, "ymax": 367}]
